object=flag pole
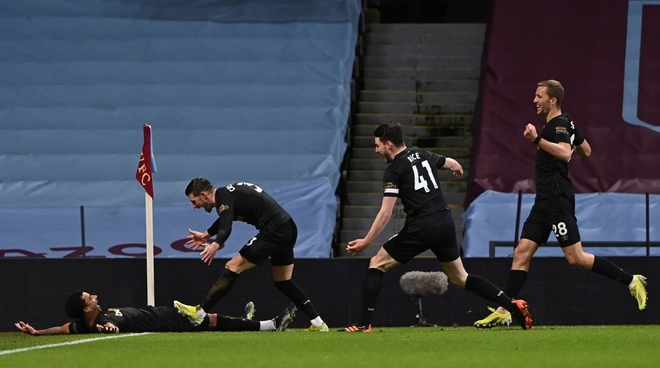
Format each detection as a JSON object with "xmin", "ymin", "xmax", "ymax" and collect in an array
[
  {"xmin": 145, "ymin": 192, "xmax": 155, "ymax": 306},
  {"xmin": 136, "ymin": 124, "xmax": 156, "ymax": 306}
]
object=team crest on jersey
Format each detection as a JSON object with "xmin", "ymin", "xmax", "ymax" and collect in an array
[
  {"xmin": 217, "ymin": 204, "xmax": 229, "ymax": 214},
  {"xmin": 555, "ymin": 126, "xmax": 569, "ymax": 135}
]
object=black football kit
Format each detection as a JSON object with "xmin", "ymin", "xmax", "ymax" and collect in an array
[
  {"xmin": 521, "ymin": 113, "xmax": 582, "ymax": 246},
  {"xmin": 206, "ymin": 182, "xmax": 296, "ymax": 266},
  {"xmin": 69, "ymin": 306, "xmax": 202, "ymax": 334},
  {"xmin": 381, "ymin": 146, "xmax": 459, "ymax": 263}
]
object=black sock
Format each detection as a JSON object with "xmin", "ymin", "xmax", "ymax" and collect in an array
[
  {"xmin": 591, "ymin": 256, "xmax": 634, "ymax": 285},
  {"xmin": 274, "ymin": 280, "xmax": 320, "ymax": 320},
  {"xmin": 201, "ymin": 268, "xmax": 239, "ymax": 311},
  {"xmin": 465, "ymin": 274, "xmax": 512, "ymax": 307},
  {"xmin": 359, "ymin": 268, "xmax": 385, "ymax": 326},
  {"xmin": 505, "ymin": 270, "xmax": 528, "ymax": 299},
  {"xmin": 214, "ymin": 315, "xmax": 259, "ymax": 331}
]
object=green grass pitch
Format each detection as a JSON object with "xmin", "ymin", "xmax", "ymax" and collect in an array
[{"xmin": 2, "ymin": 326, "xmax": 659, "ymax": 367}]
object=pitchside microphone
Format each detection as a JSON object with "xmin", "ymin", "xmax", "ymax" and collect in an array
[
  {"xmin": 400, "ymin": 271, "xmax": 448, "ymax": 296},
  {"xmin": 399, "ymin": 271, "xmax": 449, "ymax": 327}
]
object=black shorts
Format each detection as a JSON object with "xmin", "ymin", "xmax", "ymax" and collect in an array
[
  {"xmin": 383, "ymin": 210, "xmax": 460, "ymax": 264},
  {"xmin": 520, "ymin": 194, "xmax": 581, "ymax": 247},
  {"xmin": 239, "ymin": 218, "xmax": 296, "ymax": 266}
]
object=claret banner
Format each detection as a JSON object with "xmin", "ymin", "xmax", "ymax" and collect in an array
[{"xmin": 466, "ymin": 0, "xmax": 660, "ymax": 206}]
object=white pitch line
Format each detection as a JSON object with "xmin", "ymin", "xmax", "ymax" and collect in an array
[{"xmin": 0, "ymin": 333, "xmax": 149, "ymax": 356}]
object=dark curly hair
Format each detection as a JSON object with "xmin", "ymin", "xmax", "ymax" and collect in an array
[{"xmin": 64, "ymin": 290, "xmax": 86, "ymax": 319}]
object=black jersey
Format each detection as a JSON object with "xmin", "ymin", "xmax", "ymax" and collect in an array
[
  {"xmin": 535, "ymin": 113, "xmax": 578, "ymax": 199},
  {"xmin": 207, "ymin": 182, "xmax": 291, "ymax": 243},
  {"xmin": 382, "ymin": 146, "xmax": 448, "ymax": 222},
  {"xmin": 68, "ymin": 306, "xmax": 196, "ymax": 334}
]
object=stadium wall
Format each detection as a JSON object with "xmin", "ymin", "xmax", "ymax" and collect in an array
[{"xmin": 2, "ymin": 257, "xmax": 657, "ymax": 332}]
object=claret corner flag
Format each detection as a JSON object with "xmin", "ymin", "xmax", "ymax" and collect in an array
[
  {"xmin": 136, "ymin": 123, "xmax": 157, "ymax": 306},
  {"xmin": 136, "ymin": 124, "xmax": 157, "ymax": 198}
]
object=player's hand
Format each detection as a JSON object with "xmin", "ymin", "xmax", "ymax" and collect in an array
[
  {"xmin": 15, "ymin": 321, "xmax": 38, "ymax": 335},
  {"xmin": 186, "ymin": 228, "xmax": 210, "ymax": 250},
  {"xmin": 200, "ymin": 242, "xmax": 224, "ymax": 266},
  {"xmin": 346, "ymin": 239, "xmax": 369, "ymax": 255},
  {"xmin": 524, "ymin": 123, "xmax": 538, "ymax": 142},
  {"xmin": 452, "ymin": 165, "xmax": 463, "ymax": 178},
  {"xmin": 97, "ymin": 323, "xmax": 119, "ymax": 334}
]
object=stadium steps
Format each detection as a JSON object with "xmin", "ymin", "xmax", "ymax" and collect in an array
[{"xmin": 339, "ymin": 22, "xmax": 485, "ymax": 258}]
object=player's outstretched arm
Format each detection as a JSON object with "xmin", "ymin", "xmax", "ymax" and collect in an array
[
  {"xmin": 346, "ymin": 196, "xmax": 397, "ymax": 255},
  {"xmin": 15, "ymin": 321, "xmax": 70, "ymax": 336},
  {"xmin": 442, "ymin": 157, "xmax": 463, "ymax": 178}
]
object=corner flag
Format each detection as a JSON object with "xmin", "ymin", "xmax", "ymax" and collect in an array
[
  {"xmin": 136, "ymin": 124, "xmax": 157, "ymax": 198},
  {"xmin": 136, "ymin": 124, "xmax": 157, "ymax": 306}
]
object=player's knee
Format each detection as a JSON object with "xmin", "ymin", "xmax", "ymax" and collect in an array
[
  {"xmin": 444, "ymin": 268, "xmax": 468, "ymax": 287},
  {"xmin": 566, "ymin": 258, "xmax": 582, "ymax": 268},
  {"xmin": 513, "ymin": 245, "xmax": 531, "ymax": 259},
  {"xmin": 447, "ymin": 274, "xmax": 465, "ymax": 288},
  {"xmin": 224, "ymin": 261, "xmax": 239, "ymax": 273},
  {"xmin": 566, "ymin": 255, "xmax": 589, "ymax": 269},
  {"xmin": 368, "ymin": 259, "xmax": 393, "ymax": 272},
  {"xmin": 225, "ymin": 255, "xmax": 253, "ymax": 274},
  {"xmin": 368, "ymin": 252, "xmax": 397, "ymax": 271},
  {"xmin": 512, "ymin": 248, "xmax": 533, "ymax": 267}
]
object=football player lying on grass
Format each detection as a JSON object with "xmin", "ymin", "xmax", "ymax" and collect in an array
[{"xmin": 15, "ymin": 290, "xmax": 296, "ymax": 335}]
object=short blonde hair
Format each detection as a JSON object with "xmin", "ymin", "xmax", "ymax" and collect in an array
[{"xmin": 538, "ymin": 79, "xmax": 564, "ymax": 106}]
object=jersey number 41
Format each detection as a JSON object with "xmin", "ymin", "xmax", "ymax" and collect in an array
[{"xmin": 412, "ymin": 160, "xmax": 439, "ymax": 193}]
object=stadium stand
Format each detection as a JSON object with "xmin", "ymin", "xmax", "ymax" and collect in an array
[{"xmin": 0, "ymin": 0, "xmax": 361, "ymax": 258}]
